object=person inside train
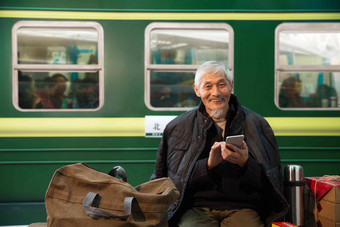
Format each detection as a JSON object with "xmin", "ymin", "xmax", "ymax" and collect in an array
[
  {"xmin": 50, "ymin": 73, "xmax": 68, "ymax": 109},
  {"xmin": 279, "ymin": 76, "xmax": 306, "ymax": 108},
  {"xmin": 84, "ymin": 55, "xmax": 100, "ymax": 108},
  {"xmin": 34, "ymin": 76, "xmax": 58, "ymax": 109},
  {"xmin": 307, "ymin": 84, "xmax": 338, "ymax": 108},
  {"xmin": 69, "ymin": 77, "xmax": 99, "ymax": 108},
  {"xmin": 151, "ymin": 61, "xmax": 288, "ymax": 227},
  {"xmin": 18, "ymin": 74, "xmax": 36, "ymax": 109},
  {"xmin": 82, "ymin": 76, "xmax": 99, "ymax": 108}
]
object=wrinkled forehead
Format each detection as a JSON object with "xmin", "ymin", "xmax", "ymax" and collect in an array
[{"xmin": 199, "ymin": 73, "xmax": 231, "ymax": 86}]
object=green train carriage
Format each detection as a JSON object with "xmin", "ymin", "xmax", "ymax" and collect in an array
[{"xmin": 0, "ymin": 0, "xmax": 340, "ymax": 225}]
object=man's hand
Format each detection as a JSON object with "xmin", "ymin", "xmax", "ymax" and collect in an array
[
  {"xmin": 207, "ymin": 141, "xmax": 249, "ymax": 170},
  {"xmin": 222, "ymin": 141, "xmax": 249, "ymax": 168},
  {"xmin": 207, "ymin": 142, "xmax": 224, "ymax": 170}
]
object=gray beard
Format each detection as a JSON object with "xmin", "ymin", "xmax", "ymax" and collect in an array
[{"xmin": 210, "ymin": 108, "xmax": 227, "ymax": 120}]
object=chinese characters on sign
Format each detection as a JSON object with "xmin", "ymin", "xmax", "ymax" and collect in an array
[{"xmin": 145, "ymin": 116, "xmax": 177, "ymax": 138}]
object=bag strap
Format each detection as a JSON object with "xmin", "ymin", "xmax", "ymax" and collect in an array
[
  {"xmin": 83, "ymin": 192, "xmax": 134, "ymax": 220},
  {"xmin": 108, "ymin": 166, "xmax": 127, "ymax": 182}
]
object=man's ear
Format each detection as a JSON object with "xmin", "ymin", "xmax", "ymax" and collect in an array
[{"xmin": 193, "ymin": 84, "xmax": 201, "ymax": 97}]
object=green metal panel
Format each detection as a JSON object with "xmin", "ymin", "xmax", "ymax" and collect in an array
[
  {"xmin": 1, "ymin": 18, "xmax": 340, "ymax": 117},
  {"xmin": 0, "ymin": 202, "xmax": 46, "ymax": 225},
  {"xmin": 1, "ymin": 0, "xmax": 340, "ymax": 11}
]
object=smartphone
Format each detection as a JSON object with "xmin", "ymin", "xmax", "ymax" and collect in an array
[{"xmin": 225, "ymin": 135, "xmax": 244, "ymax": 151}]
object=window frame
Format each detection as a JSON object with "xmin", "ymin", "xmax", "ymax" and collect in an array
[
  {"xmin": 275, "ymin": 23, "xmax": 340, "ymax": 111},
  {"xmin": 12, "ymin": 20, "xmax": 104, "ymax": 111},
  {"xmin": 144, "ymin": 22, "xmax": 234, "ymax": 111}
]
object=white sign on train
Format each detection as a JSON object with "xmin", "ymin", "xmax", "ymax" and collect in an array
[{"xmin": 145, "ymin": 115, "xmax": 177, "ymax": 138}]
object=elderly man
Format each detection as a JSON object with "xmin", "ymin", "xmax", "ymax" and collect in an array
[{"xmin": 151, "ymin": 61, "xmax": 288, "ymax": 227}]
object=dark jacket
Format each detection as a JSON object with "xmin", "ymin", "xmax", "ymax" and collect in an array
[{"xmin": 151, "ymin": 94, "xmax": 289, "ymax": 226}]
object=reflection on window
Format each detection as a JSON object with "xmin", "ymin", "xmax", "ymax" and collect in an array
[
  {"xmin": 145, "ymin": 23, "xmax": 233, "ymax": 110},
  {"xmin": 150, "ymin": 29, "xmax": 229, "ymax": 65},
  {"xmin": 17, "ymin": 27, "xmax": 98, "ymax": 65},
  {"xmin": 19, "ymin": 71, "xmax": 99, "ymax": 109},
  {"xmin": 279, "ymin": 32, "xmax": 340, "ymax": 66},
  {"xmin": 278, "ymin": 72, "xmax": 339, "ymax": 108},
  {"xmin": 13, "ymin": 21, "xmax": 104, "ymax": 111},
  {"xmin": 151, "ymin": 72, "xmax": 200, "ymax": 108},
  {"xmin": 275, "ymin": 23, "xmax": 340, "ymax": 110}
]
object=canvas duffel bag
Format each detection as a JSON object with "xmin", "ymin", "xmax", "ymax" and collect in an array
[{"xmin": 45, "ymin": 163, "xmax": 180, "ymax": 227}]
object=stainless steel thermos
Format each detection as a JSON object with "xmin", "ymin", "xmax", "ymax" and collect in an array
[{"xmin": 284, "ymin": 165, "xmax": 305, "ymax": 226}]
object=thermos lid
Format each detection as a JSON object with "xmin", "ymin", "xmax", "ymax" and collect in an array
[{"xmin": 284, "ymin": 165, "xmax": 304, "ymax": 182}]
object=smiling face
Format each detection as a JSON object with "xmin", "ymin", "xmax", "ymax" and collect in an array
[{"xmin": 193, "ymin": 72, "xmax": 233, "ymax": 119}]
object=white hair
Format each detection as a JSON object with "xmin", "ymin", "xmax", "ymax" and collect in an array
[{"xmin": 194, "ymin": 61, "xmax": 233, "ymax": 88}]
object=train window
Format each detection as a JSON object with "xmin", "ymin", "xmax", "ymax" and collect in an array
[
  {"xmin": 12, "ymin": 21, "xmax": 104, "ymax": 111},
  {"xmin": 275, "ymin": 23, "xmax": 340, "ymax": 110},
  {"xmin": 145, "ymin": 23, "xmax": 234, "ymax": 111}
]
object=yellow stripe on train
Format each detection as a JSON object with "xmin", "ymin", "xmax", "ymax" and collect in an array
[
  {"xmin": 1, "ymin": 10, "xmax": 340, "ymax": 20},
  {"xmin": 0, "ymin": 117, "xmax": 338, "ymax": 137}
]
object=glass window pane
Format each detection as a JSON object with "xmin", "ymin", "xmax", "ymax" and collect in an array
[
  {"xmin": 278, "ymin": 72, "xmax": 339, "ymax": 108},
  {"xmin": 17, "ymin": 27, "xmax": 98, "ymax": 65},
  {"xmin": 150, "ymin": 71, "xmax": 200, "ymax": 108},
  {"xmin": 150, "ymin": 29, "xmax": 229, "ymax": 65},
  {"xmin": 279, "ymin": 32, "xmax": 340, "ymax": 66},
  {"xmin": 18, "ymin": 71, "xmax": 99, "ymax": 109}
]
